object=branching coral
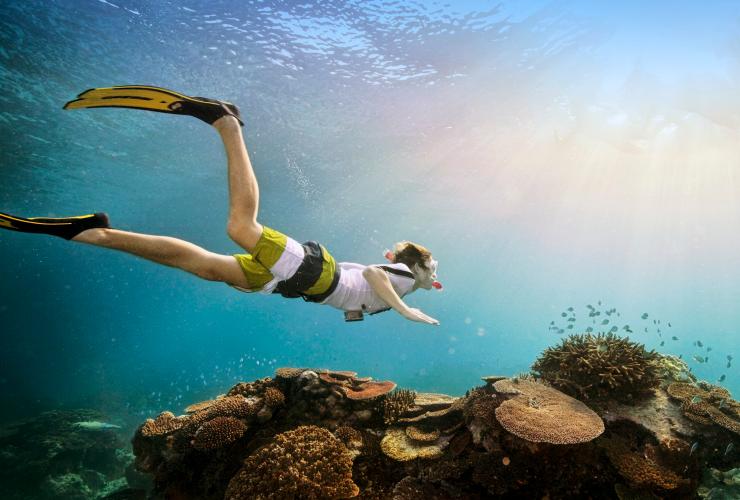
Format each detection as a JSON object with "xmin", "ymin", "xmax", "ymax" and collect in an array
[
  {"xmin": 225, "ymin": 425, "xmax": 359, "ymax": 499},
  {"xmin": 532, "ymin": 332, "xmax": 661, "ymax": 402},
  {"xmin": 379, "ymin": 389, "xmax": 417, "ymax": 425}
]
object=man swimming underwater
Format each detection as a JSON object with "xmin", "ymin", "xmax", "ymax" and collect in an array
[{"xmin": 0, "ymin": 86, "xmax": 440, "ymax": 325}]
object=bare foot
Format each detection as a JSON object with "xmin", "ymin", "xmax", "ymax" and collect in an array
[{"xmin": 213, "ymin": 114, "xmax": 241, "ymax": 132}]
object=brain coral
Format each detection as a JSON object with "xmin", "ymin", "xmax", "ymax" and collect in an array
[
  {"xmin": 492, "ymin": 379, "xmax": 604, "ymax": 444},
  {"xmin": 191, "ymin": 416, "xmax": 247, "ymax": 451},
  {"xmin": 225, "ymin": 425, "xmax": 359, "ymax": 500},
  {"xmin": 532, "ymin": 332, "xmax": 661, "ymax": 402}
]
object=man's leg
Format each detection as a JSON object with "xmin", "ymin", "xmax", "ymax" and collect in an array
[
  {"xmin": 72, "ymin": 228, "xmax": 250, "ymax": 287},
  {"xmin": 213, "ymin": 116, "xmax": 264, "ymax": 253}
]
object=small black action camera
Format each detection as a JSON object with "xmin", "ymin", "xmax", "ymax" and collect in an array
[{"xmin": 344, "ymin": 310, "xmax": 364, "ymax": 322}]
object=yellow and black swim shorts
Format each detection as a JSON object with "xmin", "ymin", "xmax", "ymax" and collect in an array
[{"xmin": 231, "ymin": 226, "xmax": 339, "ymax": 302}]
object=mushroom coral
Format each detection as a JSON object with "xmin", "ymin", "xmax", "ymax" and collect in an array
[
  {"xmin": 492, "ymin": 379, "xmax": 604, "ymax": 444},
  {"xmin": 225, "ymin": 425, "xmax": 359, "ymax": 500}
]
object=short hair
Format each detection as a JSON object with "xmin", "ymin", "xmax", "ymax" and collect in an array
[{"xmin": 392, "ymin": 241, "xmax": 432, "ymax": 270}]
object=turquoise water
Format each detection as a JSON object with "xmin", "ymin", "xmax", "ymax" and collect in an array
[{"xmin": 1, "ymin": 0, "xmax": 738, "ymax": 430}]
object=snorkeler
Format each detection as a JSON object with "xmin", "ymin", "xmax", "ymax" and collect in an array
[{"xmin": 0, "ymin": 86, "xmax": 440, "ymax": 325}]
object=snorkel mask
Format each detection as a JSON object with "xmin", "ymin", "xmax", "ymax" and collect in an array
[{"xmin": 384, "ymin": 249, "xmax": 443, "ymax": 290}]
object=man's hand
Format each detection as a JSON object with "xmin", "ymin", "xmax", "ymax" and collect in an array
[{"xmin": 401, "ymin": 307, "xmax": 440, "ymax": 325}]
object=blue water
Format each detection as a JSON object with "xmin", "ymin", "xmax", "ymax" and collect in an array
[{"xmin": 1, "ymin": 0, "xmax": 738, "ymax": 430}]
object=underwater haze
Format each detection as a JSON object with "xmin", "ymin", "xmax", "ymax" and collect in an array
[{"xmin": 1, "ymin": 0, "xmax": 739, "ymax": 433}]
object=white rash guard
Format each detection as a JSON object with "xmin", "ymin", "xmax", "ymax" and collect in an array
[{"xmin": 321, "ymin": 262, "xmax": 416, "ymax": 313}]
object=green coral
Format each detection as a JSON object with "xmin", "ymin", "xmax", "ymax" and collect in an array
[
  {"xmin": 532, "ymin": 332, "xmax": 661, "ymax": 402},
  {"xmin": 654, "ymin": 354, "xmax": 697, "ymax": 386}
]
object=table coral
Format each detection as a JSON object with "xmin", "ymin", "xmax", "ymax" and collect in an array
[
  {"xmin": 342, "ymin": 380, "xmax": 397, "ymax": 400},
  {"xmin": 224, "ymin": 425, "xmax": 358, "ymax": 499},
  {"xmin": 667, "ymin": 382, "xmax": 740, "ymax": 435},
  {"xmin": 492, "ymin": 379, "xmax": 604, "ymax": 444}
]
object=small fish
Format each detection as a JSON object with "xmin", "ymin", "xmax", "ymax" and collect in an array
[
  {"xmin": 719, "ymin": 399, "xmax": 727, "ymax": 409},
  {"xmin": 641, "ymin": 313, "xmax": 648, "ymax": 320},
  {"xmin": 693, "ymin": 355, "xmax": 705, "ymax": 363},
  {"xmin": 598, "ymin": 300, "xmax": 602, "ymax": 305},
  {"xmin": 586, "ymin": 327, "xmax": 593, "ymax": 333},
  {"xmin": 601, "ymin": 319, "xmax": 609, "ymax": 325},
  {"xmin": 561, "ymin": 312, "xmax": 567, "ymax": 317},
  {"xmin": 568, "ymin": 317, "xmax": 576, "ymax": 322},
  {"xmin": 672, "ymin": 336, "xmax": 679, "ymax": 341},
  {"xmin": 567, "ymin": 307, "xmax": 574, "ymax": 311},
  {"xmin": 668, "ymin": 322, "xmax": 672, "ymax": 327},
  {"xmin": 696, "ymin": 341, "xmax": 703, "ymax": 347},
  {"xmin": 690, "ymin": 395, "xmax": 702, "ymax": 404},
  {"xmin": 550, "ymin": 321, "xmax": 555, "ymax": 325},
  {"xmin": 558, "ymin": 329, "xmax": 564, "ymax": 334},
  {"xmin": 587, "ymin": 304, "xmax": 594, "ymax": 309},
  {"xmin": 728, "ymin": 355, "xmax": 734, "ymax": 361},
  {"xmin": 653, "ymin": 319, "xmax": 657, "ymax": 325},
  {"xmin": 679, "ymin": 354, "xmax": 683, "ymax": 359},
  {"xmin": 660, "ymin": 341, "xmax": 665, "ymax": 346},
  {"xmin": 73, "ymin": 421, "xmax": 121, "ymax": 431},
  {"xmin": 644, "ymin": 328, "xmax": 648, "ymax": 332},
  {"xmin": 707, "ymin": 347, "xmax": 712, "ymax": 352},
  {"xmin": 718, "ymin": 374, "xmax": 726, "ymax": 383},
  {"xmin": 609, "ymin": 326, "xmax": 618, "ymax": 333},
  {"xmin": 567, "ymin": 324, "xmax": 573, "ymax": 329},
  {"xmin": 725, "ymin": 443, "xmax": 735, "ymax": 456},
  {"xmin": 690, "ymin": 442, "xmax": 699, "ymax": 456}
]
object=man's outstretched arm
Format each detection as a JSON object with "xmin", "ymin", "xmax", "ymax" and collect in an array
[{"xmin": 362, "ymin": 267, "xmax": 440, "ymax": 325}]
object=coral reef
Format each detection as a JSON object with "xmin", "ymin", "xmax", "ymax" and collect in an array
[
  {"xmin": 224, "ymin": 425, "xmax": 358, "ymax": 499},
  {"xmin": 0, "ymin": 409, "xmax": 133, "ymax": 500},
  {"xmin": 125, "ymin": 357, "xmax": 739, "ymax": 499},
  {"xmin": 532, "ymin": 332, "xmax": 662, "ymax": 402}
]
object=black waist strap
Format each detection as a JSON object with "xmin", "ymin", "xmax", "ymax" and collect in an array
[
  {"xmin": 273, "ymin": 241, "xmax": 340, "ymax": 303},
  {"xmin": 304, "ymin": 267, "xmax": 340, "ymax": 303}
]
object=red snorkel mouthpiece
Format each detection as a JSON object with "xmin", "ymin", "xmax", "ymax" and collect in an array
[{"xmin": 432, "ymin": 281, "xmax": 443, "ymax": 290}]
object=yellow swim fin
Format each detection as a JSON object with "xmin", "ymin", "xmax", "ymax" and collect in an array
[{"xmin": 63, "ymin": 85, "xmax": 243, "ymax": 126}]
